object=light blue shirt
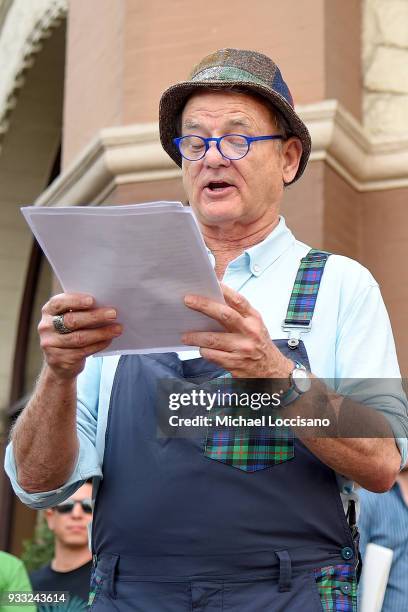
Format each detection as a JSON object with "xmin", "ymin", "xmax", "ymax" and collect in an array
[
  {"xmin": 358, "ymin": 483, "xmax": 408, "ymax": 612},
  {"xmin": 5, "ymin": 217, "xmax": 408, "ymax": 509}
]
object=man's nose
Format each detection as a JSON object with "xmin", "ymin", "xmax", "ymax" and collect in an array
[
  {"xmin": 71, "ymin": 501, "xmax": 84, "ymax": 518},
  {"xmin": 204, "ymin": 141, "xmax": 230, "ymax": 168}
]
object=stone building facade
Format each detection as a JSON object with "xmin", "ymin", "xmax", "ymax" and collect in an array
[{"xmin": 0, "ymin": 0, "xmax": 407, "ymax": 554}]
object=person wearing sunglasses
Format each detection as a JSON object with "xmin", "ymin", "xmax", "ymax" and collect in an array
[
  {"xmin": 29, "ymin": 482, "xmax": 93, "ymax": 611},
  {"xmin": 6, "ymin": 48, "xmax": 408, "ymax": 611}
]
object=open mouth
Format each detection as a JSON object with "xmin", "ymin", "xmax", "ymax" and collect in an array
[
  {"xmin": 208, "ymin": 181, "xmax": 232, "ymax": 190},
  {"xmin": 204, "ymin": 181, "xmax": 236, "ymax": 194}
]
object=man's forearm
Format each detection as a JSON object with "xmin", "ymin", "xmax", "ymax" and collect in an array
[
  {"xmin": 12, "ymin": 364, "xmax": 79, "ymax": 493},
  {"xmin": 286, "ymin": 378, "xmax": 402, "ymax": 492},
  {"xmin": 10, "ymin": 292, "xmax": 121, "ymax": 493},
  {"xmin": 301, "ymin": 434, "xmax": 400, "ymax": 492}
]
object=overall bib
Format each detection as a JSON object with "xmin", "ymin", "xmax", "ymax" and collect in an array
[{"xmin": 89, "ymin": 251, "xmax": 359, "ymax": 611}]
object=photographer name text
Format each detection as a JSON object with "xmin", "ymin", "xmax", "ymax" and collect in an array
[{"xmin": 168, "ymin": 415, "xmax": 331, "ymax": 428}]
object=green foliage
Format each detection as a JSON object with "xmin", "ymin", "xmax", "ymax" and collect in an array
[{"xmin": 21, "ymin": 512, "xmax": 54, "ymax": 573}]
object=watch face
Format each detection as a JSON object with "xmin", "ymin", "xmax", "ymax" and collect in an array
[{"xmin": 292, "ymin": 368, "xmax": 311, "ymax": 393}]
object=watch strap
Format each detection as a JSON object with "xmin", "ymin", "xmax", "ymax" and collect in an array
[{"xmin": 279, "ymin": 362, "xmax": 307, "ymax": 408}]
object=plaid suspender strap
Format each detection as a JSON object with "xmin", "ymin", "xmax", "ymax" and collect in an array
[
  {"xmin": 282, "ymin": 249, "xmax": 331, "ymax": 348},
  {"xmin": 204, "ymin": 249, "xmax": 332, "ymax": 472}
]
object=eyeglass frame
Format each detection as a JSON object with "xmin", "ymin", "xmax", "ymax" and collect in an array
[
  {"xmin": 173, "ymin": 133, "xmax": 284, "ymax": 161},
  {"xmin": 53, "ymin": 498, "xmax": 93, "ymax": 514}
]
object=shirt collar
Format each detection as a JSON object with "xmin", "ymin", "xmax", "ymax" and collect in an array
[
  {"xmin": 206, "ymin": 216, "xmax": 295, "ymax": 276},
  {"xmin": 244, "ymin": 216, "xmax": 295, "ymax": 276}
]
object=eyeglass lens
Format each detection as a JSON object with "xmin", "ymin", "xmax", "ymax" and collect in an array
[
  {"xmin": 179, "ymin": 135, "xmax": 249, "ymax": 160},
  {"xmin": 55, "ymin": 499, "xmax": 92, "ymax": 514}
]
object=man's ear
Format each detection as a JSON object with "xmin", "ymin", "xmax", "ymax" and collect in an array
[
  {"xmin": 44, "ymin": 508, "xmax": 55, "ymax": 532},
  {"xmin": 282, "ymin": 137, "xmax": 303, "ymax": 185}
]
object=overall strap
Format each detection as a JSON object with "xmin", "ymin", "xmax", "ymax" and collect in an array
[{"xmin": 282, "ymin": 249, "xmax": 331, "ymax": 349}]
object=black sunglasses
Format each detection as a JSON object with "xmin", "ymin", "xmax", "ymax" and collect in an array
[{"xmin": 54, "ymin": 498, "xmax": 92, "ymax": 514}]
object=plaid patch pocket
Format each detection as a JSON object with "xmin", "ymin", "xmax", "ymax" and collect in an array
[
  {"xmin": 204, "ymin": 424, "xmax": 294, "ymax": 472},
  {"xmin": 313, "ymin": 564, "xmax": 357, "ymax": 612},
  {"xmin": 88, "ymin": 565, "xmax": 104, "ymax": 609}
]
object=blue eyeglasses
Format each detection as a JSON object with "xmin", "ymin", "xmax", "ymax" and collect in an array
[{"xmin": 173, "ymin": 134, "xmax": 284, "ymax": 161}]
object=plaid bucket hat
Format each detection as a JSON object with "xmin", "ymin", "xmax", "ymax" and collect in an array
[{"xmin": 159, "ymin": 48, "xmax": 311, "ymax": 184}]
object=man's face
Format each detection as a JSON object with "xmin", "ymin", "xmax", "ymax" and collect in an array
[
  {"xmin": 46, "ymin": 483, "xmax": 93, "ymax": 549},
  {"xmin": 180, "ymin": 90, "xmax": 300, "ymax": 231}
]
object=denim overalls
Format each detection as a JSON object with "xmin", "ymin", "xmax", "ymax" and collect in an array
[{"xmin": 89, "ymin": 251, "xmax": 359, "ymax": 611}]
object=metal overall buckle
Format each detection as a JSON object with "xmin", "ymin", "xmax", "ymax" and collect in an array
[{"xmin": 281, "ymin": 321, "xmax": 312, "ymax": 349}]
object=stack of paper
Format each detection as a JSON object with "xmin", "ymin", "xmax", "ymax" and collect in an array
[
  {"xmin": 359, "ymin": 543, "xmax": 394, "ymax": 612},
  {"xmin": 22, "ymin": 202, "xmax": 224, "ymax": 355}
]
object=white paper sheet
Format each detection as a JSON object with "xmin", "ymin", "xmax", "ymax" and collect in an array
[
  {"xmin": 22, "ymin": 202, "xmax": 225, "ymax": 356},
  {"xmin": 360, "ymin": 543, "xmax": 393, "ymax": 612}
]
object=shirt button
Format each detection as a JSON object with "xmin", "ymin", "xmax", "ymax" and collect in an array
[
  {"xmin": 341, "ymin": 546, "xmax": 354, "ymax": 560},
  {"xmin": 340, "ymin": 582, "xmax": 352, "ymax": 595},
  {"xmin": 253, "ymin": 264, "xmax": 261, "ymax": 273}
]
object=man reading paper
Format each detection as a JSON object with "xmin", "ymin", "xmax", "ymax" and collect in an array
[{"xmin": 5, "ymin": 49, "xmax": 408, "ymax": 611}]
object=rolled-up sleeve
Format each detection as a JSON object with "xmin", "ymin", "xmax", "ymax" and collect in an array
[
  {"xmin": 335, "ymin": 280, "xmax": 408, "ymax": 469},
  {"xmin": 4, "ymin": 357, "xmax": 104, "ymax": 509}
]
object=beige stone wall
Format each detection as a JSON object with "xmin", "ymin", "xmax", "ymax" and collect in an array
[
  {"xmin": 362, "ymin": 0, "xmax": 408, "ymax": 372},
  {"xmin": 360, "ymin": 186, "xmax": 408, "ymax": 373},
  {"xmin": 363, "ymin": 0, "xmax": 408, "ymax": 135},
  {"xmin": 323, "ymin": 166, "xmax": 362, "ymax": 261},
  {"xmin": 279, "ymin": 162, "xmax": 326, "ymax": 249},
  {"xmin": 62, "ymin": 0, "xmax": 123, "ymax": 168},
  {"xmin": 63, "ymin": 0, "xmax": 364, "ymax": 166},
  {"xmin": 121, "ymin": 0, "xmax": 327, "ymax": 120},
  {"xmin": 325, "ymin": 0, "xmax": 362, "ymax": 120},
  {"xmin": 63, "ymin": 0, "xmax": 329, "ymax": 166}
]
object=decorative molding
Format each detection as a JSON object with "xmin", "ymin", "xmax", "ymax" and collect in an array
[
  {"xmin": 36, "ymin": 123, "xmax": 182, "ymax": 206},
  {"xmin": 0, "ymin": 0, "xmax": 67, "ymax": 150},
  {"xmin": 363, "ymin": 0, "xmax": 408, "ymax": 137},
  {"xmin": 305, "ymin": 100, "xmax": 408, "ymax": 191},
  {"xmin": 0, "ymin": 1, "xmax": 13, "ymax": 34},
  {"xmin": 35, "ymin": 99, "xmax": 408, "ymax": 207}
]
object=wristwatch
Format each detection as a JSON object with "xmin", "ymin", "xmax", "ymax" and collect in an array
[{"xmin": 279, "ymin": 361, "xmax": 311, "ymax": 407}]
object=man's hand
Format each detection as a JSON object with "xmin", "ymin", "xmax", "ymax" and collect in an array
[
  {"xmin": 182, "ymin": 283, "xmax": 292, "ymax": 378},
  {"xmin": 12, "ymin": 292, "xmax": 122, "ymax": 491},
  {"xmin": 182, "ymin": 284, "xmax": 401, "ymax": 492},
  {"xmin": 39, "ymin": 293, "xmax": 122, "ymax": 380}
]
